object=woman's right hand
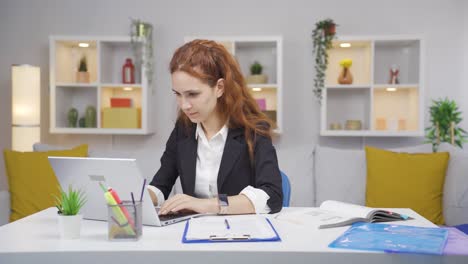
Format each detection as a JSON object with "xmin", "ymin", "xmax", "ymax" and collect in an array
[{"xmin": 147, "ymin": 188, "xmax": 158, "ymax": 206}]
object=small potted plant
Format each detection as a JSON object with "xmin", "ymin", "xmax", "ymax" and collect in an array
[
  {"xmin": 54, "ymin": 185, "xmax": 87, "ymax": 239},
  {"xmin": 312, "ymin": 18, "xmax": 337, "ymax": 102},
  {"xmin": 425, "ymin": 98, "xmax": 468, "ymax": 152},
  {"xmin": 246, "ymin": 61, "xmax": 268, "ymax": 84},
  {"xmin": 76, "ymin": 56, "xmax": 90, "ymax": 83}
]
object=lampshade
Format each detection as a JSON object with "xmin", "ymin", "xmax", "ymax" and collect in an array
[{"xmin": 11, "ymin": 65, "xmax": 40, "ymax": 151}]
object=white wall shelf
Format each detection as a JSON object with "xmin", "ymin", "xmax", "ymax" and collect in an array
[
  {"xmin": 49, "ymin": 36, "xmax": 155, "ymax": 135},
  {"xmin": 184, "ymin": 36, "xmax": 283, "ymax": 133},
  {"xmin": 320, "ymin": 36, "xmax": 424, "ymax": 137}
]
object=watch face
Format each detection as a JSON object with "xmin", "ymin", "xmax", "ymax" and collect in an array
[{"xmin": 218, "ymin": 194, "xmax": 229, "ymax": 206}]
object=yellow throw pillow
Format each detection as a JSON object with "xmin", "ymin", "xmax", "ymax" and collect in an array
[
  {"xmin": 3, "ymin": 144, "xmax": 88, "ymax": 222},
  {"xmin": 365, "ymin": 146, "xmax": 449, "ymax": 225}
]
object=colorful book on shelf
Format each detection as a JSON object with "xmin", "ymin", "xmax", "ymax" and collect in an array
[
  {"xmin": 276, "ymin": 200, "xmax": 412, "ymax": 229},
  {"xmin": 110, "ymin": 98, "xmax": 132, "ymax": 107},
  {"xmin": 255, "ymin": 98, "xmax": 266, "ymax": 111}
]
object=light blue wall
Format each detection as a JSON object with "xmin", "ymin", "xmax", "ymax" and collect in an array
[{"xmin": 0, "ymin": 0, "xmax": 466, "ymax": 206}]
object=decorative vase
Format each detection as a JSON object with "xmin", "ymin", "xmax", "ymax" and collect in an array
[
  {"xmin": 85, "ymin": 106, "xmax": 96, "ymax": 128},
  {"xmin": 122, "ymin": 58, "xmax": 135, "ymax": 84},
  {"xmin": 58, "ymin": 214, "xmax": 82, "ymax": 239},
  {"xmin": 338, "ymin": 67, "xmax": 353, "ymax": 85},
  {"xmin": 78, "ymin": 117, "xmax": 86, "ymax": 128},
  {"xmin": 76, "ymin": 72, "xmax": 90, "ymax": 83},
  {"xmin": 246, "ymin": 74, "xmax": 268, "ymax": 84},
  {"xmin": 67, "ymin": 108, "xmax": 78, "ymax": 128}
]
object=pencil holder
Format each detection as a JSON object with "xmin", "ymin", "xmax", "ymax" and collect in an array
[{"xmin": 107, "ymin": 200, "xmax": 142, "ymax": 241}]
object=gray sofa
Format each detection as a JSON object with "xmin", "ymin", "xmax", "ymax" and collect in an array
[
  {"xmin": 1, "ymin": 143, "xmax": 467, "ymax": 226},
  {"xmin": 314, "ymin": 144, "xmax": 468, "ymax": 226}
]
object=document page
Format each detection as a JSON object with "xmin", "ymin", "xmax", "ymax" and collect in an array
[
  {"xmin": 185, "ymin": 215, "xmax": 277, "ymax": 240},
  {"xmin": 319, "ymin": 200, "xmax": 374, "ymax": 218}
]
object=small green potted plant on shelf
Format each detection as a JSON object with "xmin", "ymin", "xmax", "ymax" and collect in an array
[
  {"xmin": 246, "ymin": 61, "xmax": 268, "ymax": 84},
  {"xmin": 312, "ymin": 18, "xmax": 337, "ymax": 103},
  {"xmin": 54, "ymin": 185, "xmax": 87, "ymax": 239},
  {"xmin": 425, "ymin": 98, "xmax": 468, "ymax": 152},
  {"xmin": 76, "ymin": 56, "xmax": 90, "ymax": 83}
]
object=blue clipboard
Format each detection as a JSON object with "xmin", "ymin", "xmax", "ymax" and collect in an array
[{"xmin": 182, "ymin": 217, "xmax": 281, "ymax": 243}]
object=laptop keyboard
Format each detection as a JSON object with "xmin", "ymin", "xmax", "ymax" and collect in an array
[{"xmin": 155, "ymin": 207, "xmax": 197, "ymax": 221}]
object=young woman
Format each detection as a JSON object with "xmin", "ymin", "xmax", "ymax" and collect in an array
[{"xmin": 147, "ymin": 39, "xmax": 283, "ymax": 215}]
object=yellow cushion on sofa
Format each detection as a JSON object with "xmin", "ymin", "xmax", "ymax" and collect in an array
[
  {"xmin": 365, "ymin": 146, "xmax": 449, "ymax": 225},
  {"xmin": 3, "ymin": 144, "xmax": 88, "ymax": 222}
]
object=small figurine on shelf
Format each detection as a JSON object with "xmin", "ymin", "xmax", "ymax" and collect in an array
[
  {"xmin": 85, "ymin": 106, "xmax": 96, "ymax": 128},
  {"xmin": 76, "ymin": 56, "xmax": 90, "ymax": 83},
  {"xmin": 67, "ymin": 108, "xmax": 78, "ymax": 127},
  {"xmin": 389, "ymin": 64, "xmax": 400, "ymax": 84},
  {"xmin": 78, "ymin": 117, "xmax": 86, "ymax": 128},
  {"xmin": 338, "ymin": 58, "xmax": 353, "ymax": 85},
  {"xmin": 122, "ymin": 58, "xmax": 135, "ymax": 84}
]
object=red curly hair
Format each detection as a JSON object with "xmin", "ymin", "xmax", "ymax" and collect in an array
[{"xmin": 169, "ymin": 39, "xmax": 273, "ymax": 162}]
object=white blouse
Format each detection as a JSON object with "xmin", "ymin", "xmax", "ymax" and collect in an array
[{"xmin": 147, "ymin": 123, "xmax": 271, "ymax": 213}]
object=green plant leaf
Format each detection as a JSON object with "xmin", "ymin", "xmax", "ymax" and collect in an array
[{"xmin": 54, "ymin": 185, "xmax": 87, "ymax": 216}]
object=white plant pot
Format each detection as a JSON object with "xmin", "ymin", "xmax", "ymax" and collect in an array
[{"xmin": 58, "ymin": 214, "xmax": 82, "ymax": 239}]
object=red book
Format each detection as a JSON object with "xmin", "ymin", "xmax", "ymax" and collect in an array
[{"xmin": 110, "ymin": 98, "xmax": 132, "ymax": 107}]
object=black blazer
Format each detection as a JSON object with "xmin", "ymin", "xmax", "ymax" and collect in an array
[{"xmin": 150, "ymin": 122, "xmax": 283, "ymax": 213}]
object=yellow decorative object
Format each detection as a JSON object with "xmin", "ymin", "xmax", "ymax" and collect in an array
[
  {"xmin": 3, "ymin": 145, "xmax": 88, "ymax": 222},
  {"xmin": 338, "ymin": 58, "xmax": 353, "ymax": 84},
  {"xmin": 365, "ymin": 146, "xmax": 449, "ymax": 225},
  {"xmin": 339, "ymin": 58, "xmax": 353, "ymax": 68},
  {"xmin": 102, "ymin": 108, "xmax": 141, "ymax": 129}
]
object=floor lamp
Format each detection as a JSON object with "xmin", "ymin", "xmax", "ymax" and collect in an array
[{"xmin": 11, "ymin": 65, "xmax": 40, "ymax": 151}]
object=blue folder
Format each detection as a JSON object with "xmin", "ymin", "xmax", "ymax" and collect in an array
[
  {"xmin": 182, "ymin": 217, "xmax": 281, "ymax": 243},
  {"xmin": 329, "ymin": 222, "xmax": 449, "ymax": 255}
]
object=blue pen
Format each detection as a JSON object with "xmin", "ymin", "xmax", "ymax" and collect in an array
[{"xmin": 224, "ymin": 219, "xmax": 230, "ymax": 229}]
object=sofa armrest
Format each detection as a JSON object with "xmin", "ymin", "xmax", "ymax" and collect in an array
[{"xmin": 0, "ymin": 190, "xmax": 10, "ymax": 226}]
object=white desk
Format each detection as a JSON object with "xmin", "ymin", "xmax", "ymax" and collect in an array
[{"xmin": 0, "ymin": 207, "xmax": 466, "ymax": 264}]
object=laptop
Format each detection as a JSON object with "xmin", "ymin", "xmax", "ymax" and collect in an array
[{"xmin": 48, "ymin": 157, "xmax": 201, "ymax": 226}]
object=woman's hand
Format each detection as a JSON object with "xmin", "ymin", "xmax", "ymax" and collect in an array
[{"xmin": 159, "ymin": 194, "xmax": 218, "ymax": 215}]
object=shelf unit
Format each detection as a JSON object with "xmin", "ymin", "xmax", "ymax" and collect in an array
[
  {"xmin": 320, "ymin": 36, "xmax": 424, "ymax": 137},
  {"xmin": 49, "ymin": 36, "xmax": 155, "ymax": 134},
  {"xmin": 184, "ymin": 36, "xmax": 283, "ymax": 133}
]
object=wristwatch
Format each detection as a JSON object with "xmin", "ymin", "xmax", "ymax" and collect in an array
[{"xmin": 217, "ymin": 194, "xmax": 229, "ymax": 215}]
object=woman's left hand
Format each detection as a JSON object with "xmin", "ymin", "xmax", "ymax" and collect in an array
[{"xmin": 159, "ymin": 194, "xmax": 218, "ymax": 215}]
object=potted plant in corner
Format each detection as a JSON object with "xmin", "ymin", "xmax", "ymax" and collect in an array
[
  {"xmin": 312, "ymin": 18, "xmax": 337, "ymax": 103},
  {"xmin": 76, "ymin": 56, "xmax": 90, "ymax": 83},
  {"xmin": 54, "ymin": 185, "xmax": 87, "ymax": 239},
  {"xmin": 246, "ymin": 61, "xmax": 268, "ymax": 84},
  {"xmin": 425, "ymin": 98, "xmax": 468, "ymax": 152}
]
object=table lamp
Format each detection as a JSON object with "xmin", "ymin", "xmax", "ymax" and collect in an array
[{"xmin": 11, "ymin": 65, "xmax": 40, "ymax": 151}]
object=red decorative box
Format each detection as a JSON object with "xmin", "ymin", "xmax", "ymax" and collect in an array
[{"xmin": 110, "ymin": 98, "xmax": 132, "ymax": 107}]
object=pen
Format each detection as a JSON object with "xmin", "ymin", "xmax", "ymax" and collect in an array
[
  {"xmin": 98, "ymin": 182, "xmax": 107, "ymax": 192},
  {"xmin": 139, "ymin": 179, "xmax": 147, "ymax": 202},
  {"xmin": 224, "ymin": 218, "xmax": 230, "ymax": 230},
  {"xmin": 131, "ymin": 192, "xmax": 136, "ymax": 205}
]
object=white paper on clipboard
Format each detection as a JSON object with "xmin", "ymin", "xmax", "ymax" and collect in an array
[{"xmin": 185, "ymin": 215, "xmax": 278, "ymax": 241}]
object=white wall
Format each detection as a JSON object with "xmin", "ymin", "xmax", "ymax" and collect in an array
[
  {"xmin": 0, "ymin": 0, "xmax": 466, "ymax": 206},
  {"xmin": 462, "ymin": 0, "xmax": 468, "ymax": 129}
]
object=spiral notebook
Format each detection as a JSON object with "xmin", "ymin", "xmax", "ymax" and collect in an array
[{"xmin": 182, "ymin": 215, "xmax": 281, "ymax": 243}]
